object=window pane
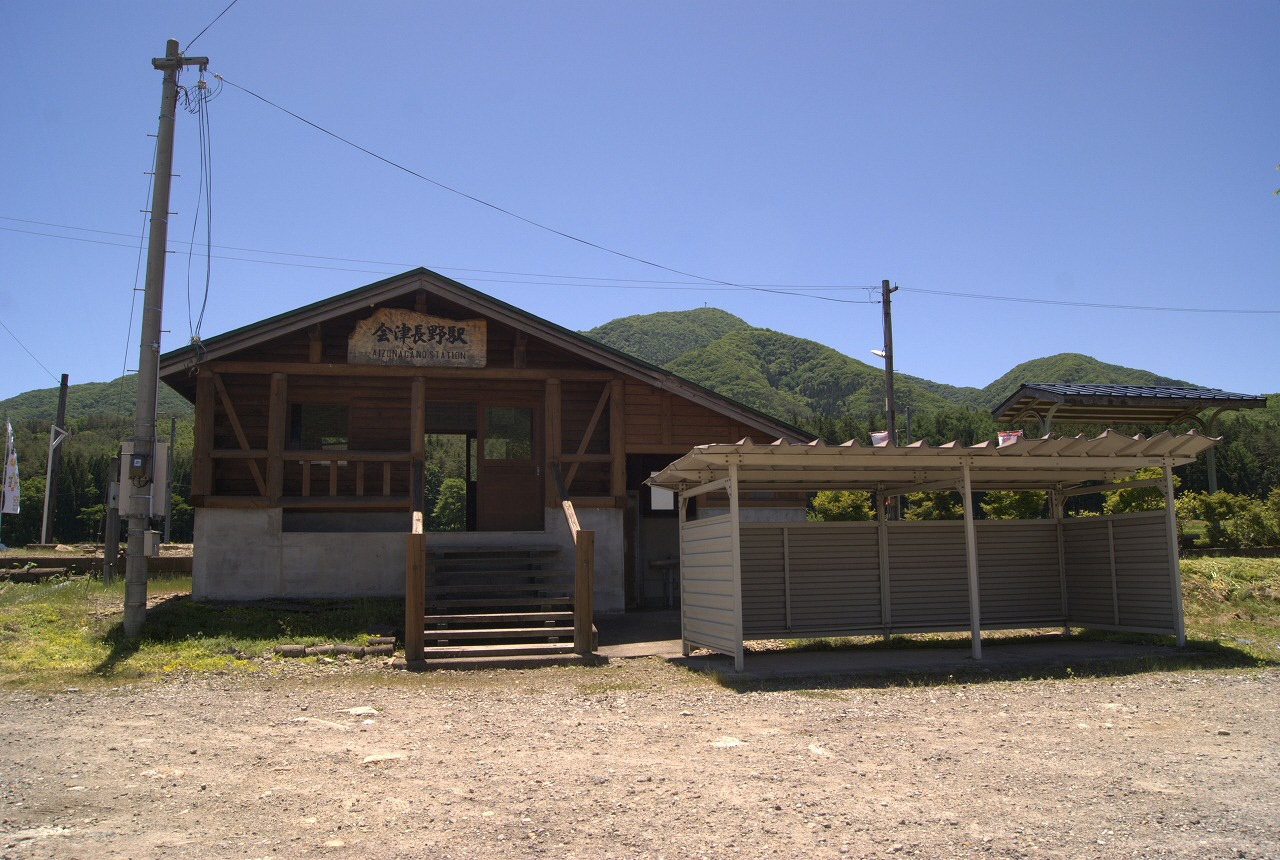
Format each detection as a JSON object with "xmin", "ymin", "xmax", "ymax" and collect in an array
[
  {"xmin": 484, "ymin": 407, "xmax": 532, "ymax": 460},
  {"xmin": 295, "ymin": 404, "xmax": 348, "ymax": 450}
]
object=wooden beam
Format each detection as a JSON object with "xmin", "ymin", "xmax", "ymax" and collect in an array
[
  {"xmin": 207, "ymin": 360, "xmax": 613, "ymax": 381},
  {"xmin": 610, "ymin": 378, "xmax": 626, "ymax": 500},
  {"xmin": 308, "ymin": 324, "xmax": 323, "ymax": 363},
  {"xmin": 191, "ymin": 370, "xmax": 215, "ymax": 498},
  {"xmin": 267, "ymin": 373, "xmax": 287, "ymax": 502},
  {"xmin": 545, "ymin": 379, "xmax": 562, "ymax": 504},
  {"xmin": 212, "ymin": 372, "xmax": 267, "ymax": 496},
  {"xmin": 514, "ymin": 331, "xmax": 527, "ymax": 369},
  {"xmin": 566, "ymin": 384, "xmax": 611, "ymax": 489},
  {"xmin": 410, "ymin": 377, "xmax": 426, "ymax": 517}
]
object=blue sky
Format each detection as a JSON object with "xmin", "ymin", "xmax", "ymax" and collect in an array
[{"xmin": 2, "ymin": 1, "xmax": 1277, "ymax": 405}]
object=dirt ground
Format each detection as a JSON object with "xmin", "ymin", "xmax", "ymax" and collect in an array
[{"xmin": 2, "ymin": 658, "xmax": 1277, "ymax": 860}]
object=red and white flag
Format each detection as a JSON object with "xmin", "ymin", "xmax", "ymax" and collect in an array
[
  {"xmin": 870, "ymin": 430, "xmax": 891, "ymax": 446},
  {"xmin": 997, "ymin": 430, "xmax": 1024, "ymax": 448},
  {"xmin": 2, "ymin": 422, "xmax": 18, "ymax": 515}
]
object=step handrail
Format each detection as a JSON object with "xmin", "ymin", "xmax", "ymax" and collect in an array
[{"xmin": 552, "ymin": 462, "xmax": 595, "ymax": 657}]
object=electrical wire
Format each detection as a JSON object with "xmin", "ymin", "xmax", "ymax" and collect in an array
[
  {"xmin": 209, "ymin": 73, "xmax": 879, "ymax": 306},
  {"xmin": 0, "ymin": 318, "xmax": 59, "ymax": 386},
  {"xmin": 184, "ymin": 0, "xmax": 242, "ymax": 53},
  {"xmin": 179, "ymin": 70, "xmax": 216, "ymax": 340}
]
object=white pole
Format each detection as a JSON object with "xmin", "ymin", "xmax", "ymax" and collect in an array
[
  {"xmin": 961, "ymin": 459, "xmax": 983, "ymax": 660},
  {"xmin": 1163, "ymin": 457, "xmax": 1186, "ymax": 647}
]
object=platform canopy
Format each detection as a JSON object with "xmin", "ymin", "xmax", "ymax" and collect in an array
[
  {"xmin": 647, "ymin": 429, "xmax": 1218, "ymax": 497},
  {"xmin": 991, "ymin": 383, "xmax": 1266, "ymax": 433}
]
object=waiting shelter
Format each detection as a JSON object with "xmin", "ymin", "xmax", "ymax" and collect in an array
[{"xmin": 646, "ymin": 430, "xmax": 1217, "ymax": 670}]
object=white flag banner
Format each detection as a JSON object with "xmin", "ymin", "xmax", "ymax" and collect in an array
[
  {"xmin": 997, "ymin": 430, "xmax": 1025, "ymax": 448},
  {"xmin": 2, "ymin": 421, "xmax": 18, "ymax": 515},
  {"xmin": 870, "ymin": 430, "xmax": 891, "ymax": 446}
]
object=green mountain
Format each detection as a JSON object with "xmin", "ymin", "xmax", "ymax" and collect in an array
[
  {"xmin": 1, "ymin": 374, "xmax": 194, "ymax": 425},
  {"xmin": 664, "ymin": 328, "xmax": 954, "ymax": 422},
  {"xmin": 582, "ymin": 307, "xmax": 751, "ymax": 368},
  {"xmin": 582, "ymin": 310, "xmax": 1207, "ymax": 423},
  {"xmin": 972, "ymin": 353, "xmax": 1193, "ymax": 411}
]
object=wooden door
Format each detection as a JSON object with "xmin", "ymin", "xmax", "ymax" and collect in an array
[{"xmin": 477, "ymin": 405, "xmax": 543, "ymax": 531}]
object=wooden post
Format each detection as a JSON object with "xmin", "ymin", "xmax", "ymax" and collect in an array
[
  {"xmin": 191, "ymin": 371, "xmax": 215, "ymax": 500},
  {"xmin": 574, "ymin": 529, "xmax": 594, "ymax": 656},
  {"xmin": 609, "ymin": 378, "xmax": 626, "ymax": 505},
  {"xmin": 405, "ymin": 517, "xmax": 426, "ymax": 663},
  {"xmin": 545, "ymin": 379, "xmax": 561, "ymax": 504},
  {"xmin": 410, "ymin": 377, "xmax": 426, "ymax": 514},
  {"xmin": 267, "ymin": 373, "xmax": 287, "ymax": 503}
]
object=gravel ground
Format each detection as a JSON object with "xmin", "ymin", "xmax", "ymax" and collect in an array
[{"xmin": 2, "ymin": 658, "xmax": 1277, "ymax": 859}]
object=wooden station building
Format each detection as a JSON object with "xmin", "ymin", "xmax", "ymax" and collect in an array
[{"xmin": 158, "ymin": 268, "xmax": 810, "ymax": 640}]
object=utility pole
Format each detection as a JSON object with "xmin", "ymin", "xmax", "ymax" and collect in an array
[
  {"xmin": 123, "ymin": 40, "xmax": 207, "ymax": 638},
  {"xmin": 41, "ymin": 374, "xmax": 69, "ymax": 545},
  {"xmin": 881, "ymin": 280, "xmax": 898, "ymax": 446}
]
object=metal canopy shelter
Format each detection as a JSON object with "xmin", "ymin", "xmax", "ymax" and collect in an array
[
  {"xmin": 992, "ymin": 383, "xmax": 1266, "ymax": 434},
  {"xmin": 648, "ymin": 430, "xmax": 1218, "ymax": 670}
]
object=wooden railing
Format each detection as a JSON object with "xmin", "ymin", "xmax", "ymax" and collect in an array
[
  {"xmin": 206, "ymin": 448, "xmax": 411, "ymax": 504},
  {"xmin": 553, "ymin": 463, "xmax": 595, "ymax": 657}
]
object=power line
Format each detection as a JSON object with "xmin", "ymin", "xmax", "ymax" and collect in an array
[
  {"xmin": 209, "ymin": 73, "xmax": 879, "ymax": 305},
  {"xmin": 184, "ymin": 0, "xmax": 242, "ymax": 52},
  {"xmin": 899, "ymin": 286, "xmax": 1280, "ymax": 314},
  {"xmin": 0, "ymin": 220, "xmax": 877, "ymax": 301},
  {"xmin": 0, "ymin": 318, "xmax": 59, "ymax": 385},
  {"xmin": 5, "ymin": 214, "xmax": 1277, "ymax": 315}
]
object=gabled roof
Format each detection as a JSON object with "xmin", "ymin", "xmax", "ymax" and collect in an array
[
  {"xmin": 647, "ymin": 429, "xmax": 1218, "ymax": 495},
  {"xmin": 158, "ymin": 267, "xmax": 814, "ymax": 443},
  {"xmin": 992, "ymin": 382, "xmax": 1267, "ymax": 428}
]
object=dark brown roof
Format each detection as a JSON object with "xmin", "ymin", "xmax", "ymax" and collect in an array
[
  {"xmin": 992, "ymin": 383, "xmax": 1267, "ymax": 428},
  {"xmin": 158, "ymin": 267, "xmax": 814, "ymax": 443}
]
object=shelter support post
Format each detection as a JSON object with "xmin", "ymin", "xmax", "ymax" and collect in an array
[
  {"xmin": 961, "ymin": 459, "xmax": 982, "ymax": 660},
  {"xmin": 876, "ymin": 484, "xmax": 892, "ymax": 641},
  {"xmin": 1050, "ymin": 489, "xmax": 1070, "ymax": 637},
  {"xmin": 728, "ymin": 464, "xmax": 744, "ymax": 672},
  {"xmin": 1163, "ymin": 457, "xmax": 1186, "ymax": 647},
  {"xmin": 679, "ymin": 495, "xmax": 691, "ymax": 658}
]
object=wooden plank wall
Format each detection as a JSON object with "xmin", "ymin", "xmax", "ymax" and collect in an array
[{"xmin": 680, "ymin": 514, "xmax": 741, "ymax": 657}]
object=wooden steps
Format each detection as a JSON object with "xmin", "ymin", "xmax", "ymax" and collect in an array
[{"xmin": 415, "ymin": 544, "xmax": 587, "ymax": 657}]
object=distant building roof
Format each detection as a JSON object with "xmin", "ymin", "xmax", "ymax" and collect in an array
[{"xmin": 992, "ymin": 383, "xmax": 1267, "ymax": 431}]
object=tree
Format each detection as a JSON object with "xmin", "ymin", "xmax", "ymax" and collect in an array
[
  {"xmin": 903, "ymin": 491, "xmax": 964, "ymax": 520},
  {"xmin": 808, "ymin": 490, "xmax": 874, "ymax": 521},
  {"xmin": 431, "ymin": 477, "xmax": 467, "ymax": 532},
  {"xmin": 1103, "ymin": 467, "xmax": 1175, "ymax": 515},
  {"xmin": 980, "ymin": 491, "xmax": 1047, "ymax": 520}
]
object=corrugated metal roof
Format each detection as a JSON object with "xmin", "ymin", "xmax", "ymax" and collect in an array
[
  {"xmin": 992, "ymin": 383, "xmax": 1267, "ymax": 427},
  {"xmin": 647, "ymin": 429, "xmax": 1218, "ymax": 495},
  {"xmin": 1014, "ymin": 383, "xmax": 1262, "ymax": 400}
]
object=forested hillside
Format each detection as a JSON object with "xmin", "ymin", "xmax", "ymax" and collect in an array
[{"xmin": 0, "ymin": 307, "xmax": 1275, "ymax": 547}]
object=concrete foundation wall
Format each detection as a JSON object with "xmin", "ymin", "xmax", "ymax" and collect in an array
[
  {"xmin": 193, "ymin": 508, "xmax": 404, "ymax": 600},
  {"xmin": 193, "ymin": 505, "xmax": 627, "ymax": 609},
  {"xmin": 577, "ymin": 507, "xmax": 626, "ymax": 613}
]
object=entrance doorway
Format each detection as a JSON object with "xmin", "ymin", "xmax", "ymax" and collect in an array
[{"xmin": 424, "ymin": 401, "xmax": 543, "ymax": 532}]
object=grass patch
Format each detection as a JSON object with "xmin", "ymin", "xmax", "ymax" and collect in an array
[
  {"xmin": 1181, "ymin": 556, "xmax": 1280, "ymax": 662},
  {"xmin": 0, "ymin": 575, "xmax": 401, "ymax": 689}
]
